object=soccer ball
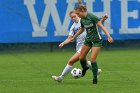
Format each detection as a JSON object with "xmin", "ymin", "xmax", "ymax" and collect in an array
[{"xmin": 71, "ymin": 68, "xmax": 82, "ymax": 78}]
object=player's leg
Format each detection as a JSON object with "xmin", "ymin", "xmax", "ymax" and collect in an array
[
  {"xmin": 52, "ymin": 52, "xmax": 80, "ymax": 82},
  {"xmin": 79, "ymin": 45, "xmax": 91, "ymax": 77},
  {"xmin": 90, "ymin": 47, "xmax": 101, "ymax": 84},
  {"xmin": 87, "ymin": 60, "xmax": 102, "ymax": 76},
  {"xmin": 86, "ymin": 49, "xmax": 92, "ymax": 69},
  {"xmin": 60, "ymin": 52, "xmax": 80, "ymax": 78}
]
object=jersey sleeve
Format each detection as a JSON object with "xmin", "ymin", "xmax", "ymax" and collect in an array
[
  {"xmin": 90, "ymin": 13, "xmax": 100, "ymax": 23},
  {"xmin": 80, "ymin": 19, "xmax": 84, "ymax": 28},
  {"xmin": 69, "ymin": 24, "xmax": 75, "ymax": 36}
]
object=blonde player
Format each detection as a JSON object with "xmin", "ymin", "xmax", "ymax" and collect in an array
[{"xmin": 71, "ymin": 5, "xmax": 113, "ymax": 84}]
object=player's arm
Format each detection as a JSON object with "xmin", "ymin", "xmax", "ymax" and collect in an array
[
  {"xmin": 70, "ymin": 27, "xmax": 85, "ymax": 42},
  {"xmin": 59, "ymin": 35, "xmax": 73, "ymax": 48},
  {"xmin": 97, "ymin": 21, "xmax": 113, "ymax": 43}
]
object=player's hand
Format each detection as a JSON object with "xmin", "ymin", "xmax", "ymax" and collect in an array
[
  {"xmin": 102, "ymin": 13, "xmax": 108, "ymax": 20},
  {"xmin": 58, "ymin": 43, "xmax": 64, "ymax": 48},
  {"xmin": 108, "ymin": 36, "xmax": 114, "ymax": 43}
]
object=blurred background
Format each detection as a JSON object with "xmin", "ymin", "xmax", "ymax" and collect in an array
[{"xmin": 0, "ymin": 0, "xmax": 140, "ymax": 51}]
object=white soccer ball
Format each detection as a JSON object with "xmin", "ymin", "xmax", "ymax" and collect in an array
[{"xmin": 71, "ymin": 68, "xmax": 82, "ymax": 78}]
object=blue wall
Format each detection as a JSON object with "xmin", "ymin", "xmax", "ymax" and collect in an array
[{"xmin": 0, "ymin": 0, "xmax": 140, "ymax": 43}]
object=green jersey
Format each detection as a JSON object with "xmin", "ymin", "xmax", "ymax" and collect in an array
[{"xmin": 81, "ymin": 13, "xmax": 102, "ymax": 42}]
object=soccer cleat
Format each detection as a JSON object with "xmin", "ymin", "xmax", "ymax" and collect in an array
[
  {"xmin": 52, "ymin": 76, "xmax": 63, "ymax": 82},
  {"xmin": 81, "ymin": 67, "xmax": 89, "ymax": 77},
  {"xmin": 93, "ymin": 78, "xmax": 98, "ymax": 84}
]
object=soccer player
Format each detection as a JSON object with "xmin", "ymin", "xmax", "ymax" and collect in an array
[
  {"xmin": 70, "ymin": 5, "xmax": 113, "ymax": 84},
  {"xmin": 52, "ymin": 10, "xmax": 108, "ymax": 82}
]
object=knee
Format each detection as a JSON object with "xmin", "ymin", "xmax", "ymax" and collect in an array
[
  {"xmin": 90, "ymin": 57, "xmax": 96, "ymax": 62},
  {"xmin": 68, "ymin": 60, "xmax": 75, "ymax": 65}
]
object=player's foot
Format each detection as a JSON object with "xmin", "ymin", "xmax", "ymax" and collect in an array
[
  {"xmin": 93, "ymin": 78, "xmax": 98, "ymax": 84},
  {"xmin": 52, "ymin": 76, "xmax": 63, "ymax": 82},
  {"xmin": 97, "ymin": 69, "xmax": 102, "ymax": 75},
  {"xmin": 81, "ymin": 67, "xmax": 89, "ymax": 77}
]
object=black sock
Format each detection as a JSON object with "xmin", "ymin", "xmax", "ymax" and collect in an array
[
  {"xmin": 91, "ymin": 62, "xmax": 98, "ymax": 79},
  {"xmin": 80, "ymin": 59, "xmax": 88, "ymax": 69}
]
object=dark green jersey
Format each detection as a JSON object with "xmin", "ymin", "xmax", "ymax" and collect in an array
[{"xmin": 81, "ymin": 13, "xmax": 102, "ymax": 41}]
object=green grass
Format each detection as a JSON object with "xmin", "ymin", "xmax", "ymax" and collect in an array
[{"xmin": 0, "ymin": 49, "xmax": 140, "ymax": 93}]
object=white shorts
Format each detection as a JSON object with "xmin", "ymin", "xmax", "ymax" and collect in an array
[
  {"xmin": 76, "ymin": 47, "xmax": 91, "ymax": 54},
  {"xmin": 76, "ymin": 48, "xmax": 82, "ymax": 53}
]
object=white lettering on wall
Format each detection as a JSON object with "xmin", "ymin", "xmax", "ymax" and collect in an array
[
  {"xmin": 85, "ymin": 0, "xmax": 113, "ymax": 34},
  {"xmin": 119, "ymin": 0, "xmax": 140, "ymax": 34},
  {"xmin": 24, "ymin": 0, "xmax": 77, "ymax": 37},
  {"xmin": 24, "ymin": 0, "xmax": 140, "ymax": 37},
  {"xmin": 24, "ymin": 0, "xmax": 48, "ymax": 37},
  {"xmin": 54, "ymin": 0, "xmax": 77, "ymax": 36}
]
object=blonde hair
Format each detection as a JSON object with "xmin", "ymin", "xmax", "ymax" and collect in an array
[
  {"xmin": 75, "ymin": 5, "xmax": 87, "ymax": 12},
  {"xmin": 78, "ymin": 0, "xmax": 82, "ymax": 6}
]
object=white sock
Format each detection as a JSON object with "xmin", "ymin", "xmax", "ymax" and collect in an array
[
  {"xmin": 87, "ymin": 61, "xmax": 92, "ymax": 70},
  {"xmin": 60, "ymin": 64, "xmax": 73, "ymax": 78}
]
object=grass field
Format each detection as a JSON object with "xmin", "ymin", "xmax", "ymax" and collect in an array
[{"xmin": 0, "ymin": 49, "xmax": 140, "ymax": 93}]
